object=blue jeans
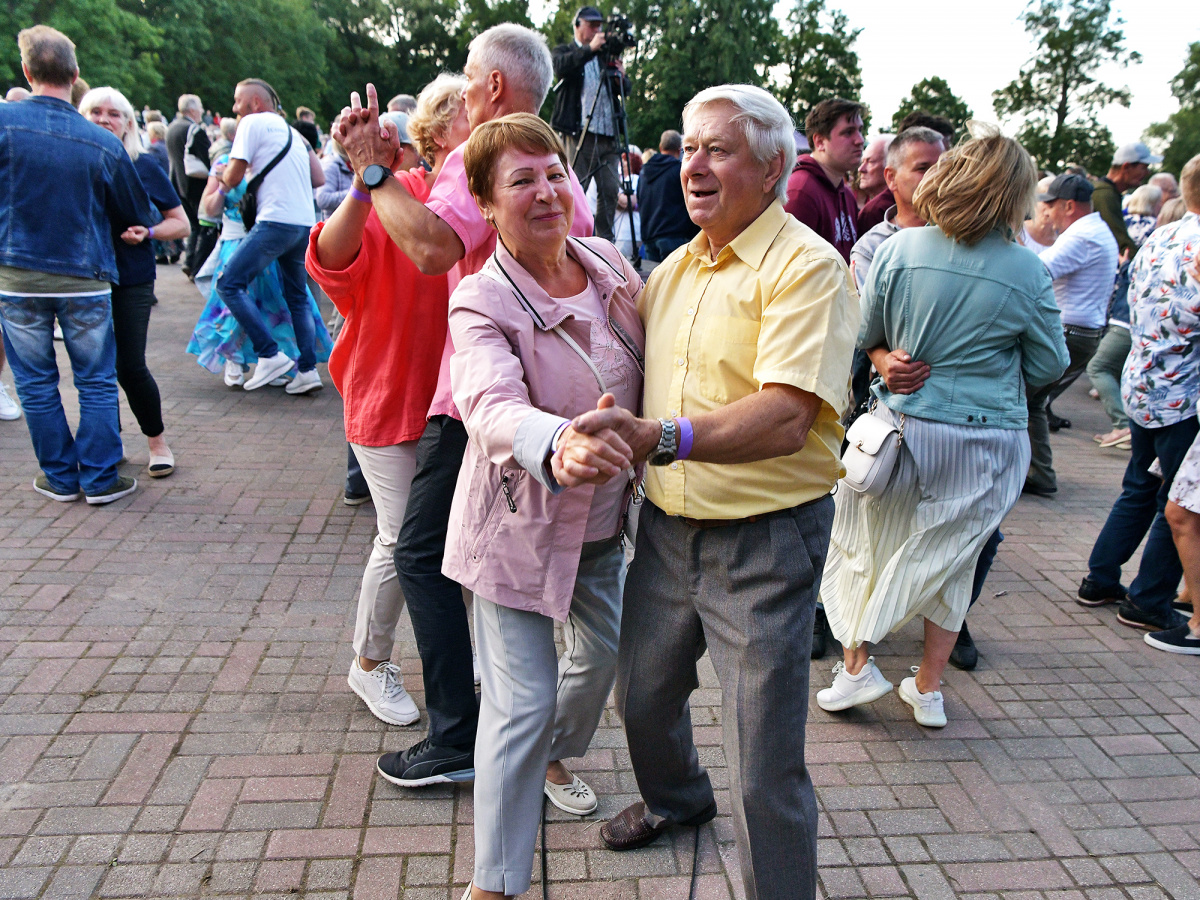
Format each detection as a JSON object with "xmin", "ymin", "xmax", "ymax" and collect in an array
[
  {"xmin": 0, "ymin": 293, "xmax": 121, "ymax": 494},
  {"xmin": 215, "ymin": 220, "xmax": 315, "ymax": 372},
  {"xmin": 1087, "ymin": 416, "xmax": 1199, "ymax": 620}
]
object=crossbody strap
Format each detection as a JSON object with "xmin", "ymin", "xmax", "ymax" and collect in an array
[{"xmin": 247, "ymin": 127, "xmax": 294, "ymax": 193}]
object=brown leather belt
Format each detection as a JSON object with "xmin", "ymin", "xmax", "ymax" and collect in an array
[{"xmin": 681, "ymin": 514, "xmax": 764, "ymax": 529}]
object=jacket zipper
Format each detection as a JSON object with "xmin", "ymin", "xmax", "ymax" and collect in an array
[{"xmin": 500, "ymin": 475, "xmax": 517, "ymax": 513}]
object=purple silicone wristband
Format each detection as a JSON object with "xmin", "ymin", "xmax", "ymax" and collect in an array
[
  {"xmin": 675, "ymin": 417, "xmax": 693, "ymax": 461},
  {"xmin": 349, "ymin": 185, "xmax": 373, "ymax": 204}
]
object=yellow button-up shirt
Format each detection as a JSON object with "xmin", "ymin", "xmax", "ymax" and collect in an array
[{"xmin": 640, "ymin": 199, "xmax": 859, "ymax": 519}]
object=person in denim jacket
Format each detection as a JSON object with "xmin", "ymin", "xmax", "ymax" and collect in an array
[{"xmin": 0, "ymin": 26, "xmax": 155, "ymax": 505}]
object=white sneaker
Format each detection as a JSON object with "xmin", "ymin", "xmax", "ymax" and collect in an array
[
  {"xmin": 243, "ymin": 351, "xmax": 295, "ymax": 391},
  {"xmin": 898, "ymin": 668, "xmax": 947, "ymax": 728},
  {"xmin": 223, "ymin": 360, "xmax": 244, "ymax": 387},
  {"xmin": 348, "ymin": 659, "xmax": 420, "ymax": 726},
  {"xmin": 285, "ymin": 368, "xmax": 323, "ymax": 395},
  {"xmin": 544, "ymin": 773, "xmax": 598, "ymax": 815},
  {"xmin": 0, "ymin": 382, "xmax": 20, "ymax": 420},
  {"xmin": 816, "ymin": 657, "xmax": 893, "ymax": 712}
]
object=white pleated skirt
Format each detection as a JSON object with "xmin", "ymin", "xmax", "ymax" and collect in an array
[{"xmin": 820, "ymin": 405, "xmax": 1031, "ymax": 648}]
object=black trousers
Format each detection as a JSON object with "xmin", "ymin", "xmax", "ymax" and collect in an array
[
  {"xmin": 181, "ymin": 177, "xmax": 207, "ymax": 272},
  {"xmin": 110, "ymin": 282, "xmax": 164, "ymax": 438},
  {"xmin": 392, "ymin": 415, "xmax": 476, "ymax": 749}
]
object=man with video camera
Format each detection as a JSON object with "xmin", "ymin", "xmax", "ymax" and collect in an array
[{"xmin": 551, "ymin": 5, "xmax": 631, "ymax": 242}]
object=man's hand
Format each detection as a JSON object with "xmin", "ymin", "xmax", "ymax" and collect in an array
[
  {"xmin": 588, "ymin": 31, "xmax": 607, "ymax": 52},
  {"xmin": 570, "ymin": 394, "xmax": 662, "ymax": 463},
  {"xmin": 868, "ymin": 347, "xmax": 929, "ymax": 395},
  {"xmin": 334, "ymin": 84, "xmax": 400, "ymax": 177},
  {"xmin": 552, "ymin": 394, "xmax": 637, "ymax": 487},
  {"xmin": 120, "ymin": 225, "xmax": 149, "ymax": 245}
]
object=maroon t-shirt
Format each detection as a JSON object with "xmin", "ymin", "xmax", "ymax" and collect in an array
[
  {"xmin": 857, "ymin": 188, "xmax": 894, "ymax": 235},
  {"xmin": 783, "ymin": 155, "xmax": 859, "ymax": 262}
]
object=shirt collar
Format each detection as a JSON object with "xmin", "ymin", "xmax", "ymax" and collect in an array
[{"xmin": 687, "ymin": 199, "xmax": 788, "ymax": 272}]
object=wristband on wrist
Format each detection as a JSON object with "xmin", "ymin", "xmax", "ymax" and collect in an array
[
  {"xmin": 349, "ymin": 185, "xmax": 373, "ymax": 204},
  {"xmin": 674, "ymin": 417, "xmax": 693, "ymax": 461},
  {"xmin": 217, "ymin": 184, "xmax": 227, "ymax": 196}
]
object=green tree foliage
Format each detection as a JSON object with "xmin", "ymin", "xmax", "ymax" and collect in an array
[
  {"xmin": 892, "ymin": 76, "xmax": 972, "ymax": 140},
  {"xmin": 620, "ymin": 0, "xmax": 782, "ymax": 146},
  {"xmin": 2, "ymin": 0, "xmax": 162, "ymax": 98},
  {"xmin": 1146, "ymin": 42, "xmax": 1200, "ymax": 176},
  {"xmin": 992, "ymin": 0, "xmax": 1138, "ymax": 174},
  {"xmin": 770, "ymin": 0, "xmax": 861, "ymax": 128}
]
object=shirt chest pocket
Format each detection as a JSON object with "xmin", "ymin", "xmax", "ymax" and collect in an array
[{"xmin": 696, "ymin": 315, "xmax": 761, "ymax": 404}]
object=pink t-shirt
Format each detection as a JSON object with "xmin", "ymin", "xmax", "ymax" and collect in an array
[{"xmin": 424, "ymin": 143, "xmax": 596, "ymax": 419}]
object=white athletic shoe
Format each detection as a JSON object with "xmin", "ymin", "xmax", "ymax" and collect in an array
[
  {"xmin": 244, "ymin": 351, "xmax": 295, "ymax": 391},
  {"xmin": 816, "ymin": 657, "xmax": 893, "ymax": 712},
  {"xmin": 285, "ymin": 368, "xmax": 323, "ymax": 395},
  {"xmin": 0, "ymin": 382, "xmax": 21, "ymax": 420},
  {"xmin": 223, "ymin": 360, "xmax": 245, "ymax": 387},
  {"xmin": 898, "ymin": 668, "xmax": 947, "ymax": 728},
  {"xmin": 348, "ymin": 658, "xmax": 420, "ymax": 726}
]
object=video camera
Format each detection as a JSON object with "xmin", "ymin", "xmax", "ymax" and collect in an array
[{"xmin": 599, "ymin": 13, "xmax": 636, "ymax": 63}]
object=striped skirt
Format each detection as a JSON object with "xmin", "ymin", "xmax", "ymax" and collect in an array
[{"xmin": 820, "ymin": 405, "xmax": 1030, "ymax": 648}]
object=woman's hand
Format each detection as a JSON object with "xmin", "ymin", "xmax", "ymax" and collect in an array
[
  {"xmin": 334, "ymin": 84, "xmax": 401, "ymax": 176},
  {"xmin": 120, "ymin": 225, "xmax": 149, "ymax": 245},
  {"xmin": 868, "ymin": 346, "xmax": 930, "ymax": 395},
  {"xmin": 552, "ymin": 394, "xmax": 635, "ymax": 487}
]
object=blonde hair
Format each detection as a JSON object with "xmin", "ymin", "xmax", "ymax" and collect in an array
[
  {"xmin": 1126, "ymin": 184, "xmax": 1163, "ymax": 216},
  {"xmin": 408, "ymin": 74, "xmax": 468, "ymax": 163},
  {"xmin": 78, "ymin": 86, "xmax": 141, "ymax": 161},
  {"xmin": 463, "ymin": 113, "xmax": 567, "ymax": 204},
  {"xmin": 1157, "ymin": 197, "xmax": 1186, "ymax": 228},
  {"xmin": 912, "ymin": 121, "xmax": 1036, "ymax": 246},
  {"xmin": 1182, "ymin": 154, "xmax": 1200, "ymax": 211},
  {"xmin": 146, "ymin": 121, "xmax": 167, "ymax": 142}
]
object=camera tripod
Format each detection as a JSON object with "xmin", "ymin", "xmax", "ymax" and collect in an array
[{"xmin": 572, "ymin": 62, "xmax": 641, "ymax": 270}]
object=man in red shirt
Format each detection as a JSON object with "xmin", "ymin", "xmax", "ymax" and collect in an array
[{"xmin": 784, "ymin": 97, "xmax": 864, "ymax": 262}]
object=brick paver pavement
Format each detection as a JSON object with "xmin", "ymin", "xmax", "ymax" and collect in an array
[{"xmin": 2, "ymin": 265, "xmax": 1200, "ymax": 900}]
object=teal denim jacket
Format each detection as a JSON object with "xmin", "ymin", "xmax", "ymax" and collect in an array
[{"xmin": 859, "ymin": 226, "xmax": 1069, "ymax": 429}]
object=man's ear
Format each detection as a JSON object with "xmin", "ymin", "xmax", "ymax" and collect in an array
[
  {"xmin": 488, "ymin": 70, "xmax": 504, "ymax": 104},
  {"xmin": 883, "ymin": 166, "xmax": 898, "ymax": 193},
  {"xmin": 763, "ymin": 152, "xmax": 785, "ymax": 197}
]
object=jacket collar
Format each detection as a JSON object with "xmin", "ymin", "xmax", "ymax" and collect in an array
[{"xmin": 487, "ymin": 236, "xmax": 629, "ymax": 331}]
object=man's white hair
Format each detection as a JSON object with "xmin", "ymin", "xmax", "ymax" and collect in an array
[
  {"xmin": 682, "ymin": 85, "xmax": 796, "ymax": 203},
  {"xmin": 177, "ymin": 93, "xmax": 202, "ymax": 114},
  {"xmin": 468, "ymin": 24, "xmax": 553, "ymax": 110}
]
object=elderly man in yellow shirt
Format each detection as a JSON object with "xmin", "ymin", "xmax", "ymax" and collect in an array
[{"xmin": 553, "ymin": 84, "xmax": 858, "ymax": 900}]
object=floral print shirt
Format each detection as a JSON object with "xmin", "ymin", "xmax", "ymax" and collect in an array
[{"xmin": 1122, "ymin": 211, "xmax": 1200, "ymax": 428}]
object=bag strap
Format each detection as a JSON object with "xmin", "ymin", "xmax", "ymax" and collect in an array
[{"xmin": 247, "ymin": 126, "xmax": 294, "ymax": 193}]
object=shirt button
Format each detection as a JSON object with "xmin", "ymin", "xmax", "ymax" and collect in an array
[
  {"xmin": 670, "ymin": 463, "xmax": 678, "ymax": 470},
  {"xmin": 687, "ymin": 308, "xmax": 694, "ymax": 315},
  {"xmin": 981, "ymin": 416, "xmax": 987, "ymax": 423},
  {"xmin": 967, "ymin": 415, "xmax": 974, "ymax": 422},
  {"xmin": 677, "ymin": 358, "xmax": 685, "ymax": 366}
]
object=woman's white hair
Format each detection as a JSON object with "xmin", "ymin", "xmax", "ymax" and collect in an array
[
  {"xmin": 468, "ymin": 24, "xmax": 553, "ymax": 110},
  {"xmin": 1126, "ymin": 183, "xmax": 1163, "ymax": 216},
  {"xmin": 79, "ymin": 86, "xmax": 141, "ymax": 161},
  {"xmin": 682, "ymin": 85, "xmax": 796, "ymax": 203}
]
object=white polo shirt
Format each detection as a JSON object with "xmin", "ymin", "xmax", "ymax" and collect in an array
[{"xmin": 1038, "ymin": 211, "xmax": 1118, "ymax": 329}]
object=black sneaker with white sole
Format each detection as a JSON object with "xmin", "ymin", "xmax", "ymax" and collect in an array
[
  {"xmin": 1116, "ymin": 599, "xmax": 1186, "ymax": 632},
  {"xmin": 33, "ymin": 473, "xmax": 80, "ymax": 502},
  {"xmin": 1077, "ymin": 577, "xmax": 1126, "ymax": 607},
  {"xmin": 1144, "ymin": 623, "xmax": 1200, "ymax": 655},
  {"xmin": 377, "ymin": 739, "xmax": 474, "ymax": 788},
  {"xmin": 84, "ymin": 475, "xmax": 137, "ymax": 505}
]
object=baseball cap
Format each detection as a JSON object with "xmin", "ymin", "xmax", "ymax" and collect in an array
[
  {"xmin": 1112, "ymin": 142, "xmax": 1163, "ymax": 166},
  {"xmin": 1037, "ymin": 173, "xmax": 1094, "ymax": 203},
  {"xmin": 381, "ymin": 111, "xmax": 412, "ymax": 145},
  {"xmin": 575, "ymin": 6, "xmax": 604, "ymax": 22}
]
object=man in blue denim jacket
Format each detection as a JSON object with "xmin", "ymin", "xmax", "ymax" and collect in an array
[{"xmin": 0, "ymin": 26, "xmax": 155, "ymax": 504}]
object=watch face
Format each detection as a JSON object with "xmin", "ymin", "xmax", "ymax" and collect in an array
[
  {"xmin": 648, "ymin": 450, "xmax": 672, "ymax": 466},
  {"xmin": 363, "ymin": 164, "xmax": 389, "ymax": 188}
]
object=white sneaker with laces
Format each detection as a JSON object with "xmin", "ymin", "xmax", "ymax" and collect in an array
[
  {"xmin": 544, "ymin": 773, "xmax": 598, "ymax": 815},
  {"xmin": 0, "ymin": 382, "xmax": 21, "ymax": 420},
  {"xmin": 348, "ymin": 659, "xmax": 420, "ymax": 726},
  {"xmin": 898, "ymin": 667, "xmax": 947, "ymax": 728},
  {"xmin": 285, "ymin": 368, "xmax": 323, "ymax": 395},
  {"xmin": 223, "ymin": 360, "xmax": 244, "ymax": 387},
  {"xmin": 244, "ymin": 351, "xmax": 295, "ymax": 391},
  {"xmin": 816, "ymin": 657, "xmax": 893, "ymax": 712}
]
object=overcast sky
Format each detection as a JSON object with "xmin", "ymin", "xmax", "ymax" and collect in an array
[{"xmin": 848, "ymin": 0, "xmax": 1197, "ymax": 142}]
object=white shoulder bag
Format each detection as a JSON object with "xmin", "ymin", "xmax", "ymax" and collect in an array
[{"xmin": 840, "ymin": 409, "xmax": 904, "ymax": 496}]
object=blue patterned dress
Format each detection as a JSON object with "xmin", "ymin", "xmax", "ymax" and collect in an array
[{"xmin": 187, "ymin": 155, "xmax": 332, "ymax": 375}]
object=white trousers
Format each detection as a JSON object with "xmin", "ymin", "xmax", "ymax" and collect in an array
[{"xmin": 350, "ymin": 441, "xmax": 419, "ymax": 660}]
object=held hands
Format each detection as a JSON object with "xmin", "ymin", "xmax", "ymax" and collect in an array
[
  {"xmin": 120, "ymin": 225, "xmax": 150, "ymax": 245},
  {"xmin": 874, "ymin": 348, "xmax": 929, "ymax": 395},
  {"xmin": 551, "ymin": 393, "xmax": 660, "ymax": 488},
  {"xmin": 334, "ymin": 84, "xmax": 401, "ymax": 177}
]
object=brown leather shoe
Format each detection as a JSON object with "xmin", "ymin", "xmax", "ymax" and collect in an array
[{"xmin": 600, "ymin": 800, "xmax": 717, "ymax": 851}]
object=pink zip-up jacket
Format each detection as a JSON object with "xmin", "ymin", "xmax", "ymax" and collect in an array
[{"xmin": 442, "ymin": 236, "xmax": 645, "ymax": 621}]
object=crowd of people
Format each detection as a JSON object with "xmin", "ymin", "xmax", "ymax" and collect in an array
[{"xmin": 2, "ymin": 14, "xmax": 1199, "ymax": 900}]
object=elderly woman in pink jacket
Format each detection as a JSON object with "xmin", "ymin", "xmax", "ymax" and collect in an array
[{"xmin": 443, "ymin": 114, "xmax": 645, "ymax": 900}]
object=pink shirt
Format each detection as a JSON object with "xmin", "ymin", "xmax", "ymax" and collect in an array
[{"xmin": 424, "ymin": 143, "xmax": 596, "ymax": 419}]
